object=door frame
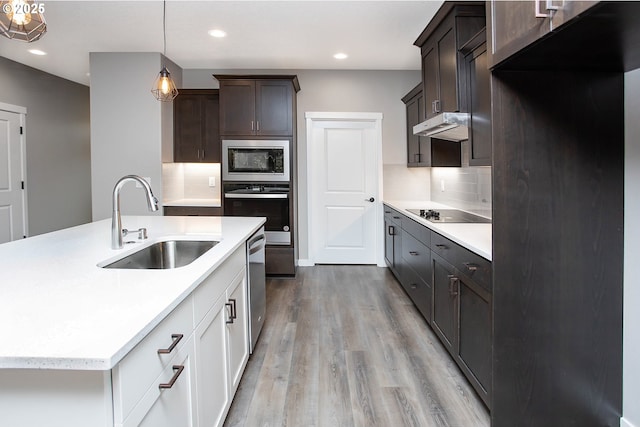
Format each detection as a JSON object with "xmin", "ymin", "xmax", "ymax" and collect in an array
[
  {"xmin": 0, "ymin": 102, "xmax": 28, "ymax": 239},
  {"xmin": 304, "ymin": 112, "xmax": 385, "ymax": 266}
]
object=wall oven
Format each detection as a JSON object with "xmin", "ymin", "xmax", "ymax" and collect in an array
[
  {"xmin": 224, "ymin": 184, "xmax": 291, "ymax": 245},
  {"xmin": 222, "ymin": 139, "xmax": 290, "ymax": 182}
]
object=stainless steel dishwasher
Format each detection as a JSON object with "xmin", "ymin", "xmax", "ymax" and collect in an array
[{"xmin": 247, "ymin": 227, "xmax": 266, "ymax": 354}]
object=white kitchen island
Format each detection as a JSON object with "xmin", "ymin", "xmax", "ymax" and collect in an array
[{"xmin": 0, "ymin": 215, "xmax": 265, "ymax": 427}]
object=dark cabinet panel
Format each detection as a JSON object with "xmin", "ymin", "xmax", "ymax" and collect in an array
[
  {"xmin": 432, "ymin": 255, "xmax": 457, "ymax": 353},
  {"xmin": 174, "ymin": 90, "xmax": 220, "ymax": 163},
  {"xmin": 216, "ymin": 76, "xmax": 298, "ymax": 137},
  {"xmin": 383, "ymin": 208, "xmax": 403, "ymax": 278},
  {"xmin": 164, "ymin": 206, "xmax": 222, "ymax": 216},
  {"xmin": 255, "ymin": 81, "xmax": 293, "ymax": 136},
  {"xmin": 464, "ymin": 33, "xmax": 492, "ymax": 166},
  {"xmin": 402, "ymin": 84, "xmax": 431, "ymax": 167},
  {"xmin": 422, "ymin": 43, "xmax": 440, "ymax": 120},
  {"xmin": 401, "ymin": 263, "xmax": 432, "ymax": 322},
  {"xmin": 437, "ymin": 27, "xmax": 458, "ymax": 114},
  {"xmin": 458, "ymin": 278, "xmax": 491, "ymax": 402},
  {"xmin": 265, "ymin": 247, "xmax": 295, "ymax": 276},
  {"xmin": 218, "ymin": 81, "xmax": 256, "ymax": 136}
]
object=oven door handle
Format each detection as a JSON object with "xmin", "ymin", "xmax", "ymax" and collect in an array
[{"xmin": 224, "ymin": 193, "xmax": 288, "ymax": 199}]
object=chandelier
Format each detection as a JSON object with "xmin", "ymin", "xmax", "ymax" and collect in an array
[
  {"xmin": 0, "ymin": 0, "xmax": 47, "ymax": 42},
  {"xmin": 151, "ymin": 0, "xmax": 178, "ymax": 102}
]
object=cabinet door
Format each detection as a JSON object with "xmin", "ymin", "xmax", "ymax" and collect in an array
[
  {"xmin": 202, "ymin": 93, "xmax": 221, "ymax": 162},
  {"xmin": 195, "ymin": 295, "xmax": 230, "ymax": 427},
  {"xmin": 406, "ymin": 95, "xmax": 422, "ymax": 165},
  {"xmin": 226, "ymin": 270, "xmax": 249, "ymax": 393},
  {"xmin": 467, "ymin": 41, "xmax": 492, "ymax": 166},
  {"xmin": 219, "ymin": 80, "xmax": 256, "ymax": 136},
  {"xmin": 255, "ymin": 80, "xmax": 293, "ymax": 136},
  {"xmin": 127, "ymin": 338, "xmax": 197, "ymax": 427},
  {"xmin": 174, "ymin": 94, "xmax": 203, "ymax": 162},
  {"xmin": 432, "ymin": 255, "xmax": 457, "ymax": 353},
  {"xmin": 422, "ymin": 43, "xmax": 439, "ymax": 120},
  {"xmin": 489, "ymin": 0, "xmax": 551, "ymax": 67},
  {"xmin": 458, "ymin": 278, "xmax": 492, "ymax": 403},
  {"xmin": 437, "ymin": 27, "xmax": 459, "ymax": 113},
  {"xmin": 384, "ymin": 216, "xmax": 395, "ymax": 267}
]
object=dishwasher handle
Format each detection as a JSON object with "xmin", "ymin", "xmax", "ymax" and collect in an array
[{"xmin": 248, "ymin": 234, "xmax": 266, "ymax": 254}]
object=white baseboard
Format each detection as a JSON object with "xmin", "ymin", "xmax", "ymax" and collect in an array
[
  {"xmin": 622, "ymin": 417, "xmax": 638, "ymax": 427},
  {"xmin": 297, "ymin": 259, "xmax": 314, "ymax": 267}
]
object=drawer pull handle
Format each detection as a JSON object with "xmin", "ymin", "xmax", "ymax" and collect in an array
[
  {"xmin": 388, "ymin": 225, "xmax": 395, "ymax": 236},
  {"xmin": 464, "ymin": 262, "xmax": 479, "ymax": 272},
  {"xmin": 157, "ymin": 334, "xmax": 183, "ymax": 354},
  {"xmin": 229, "ymin": 298, "xmax": 237, "ymax": 320},
  {"xmin": 159, "ymin": 365, "xmax": 184, "ymax": 389},
  {"xmin": 410, "ymin": 283, "xmax": 418, "ymax": 289},
  {"xmin": 435, "ymin": 244, "xmax": 448, "ymax": 249},
  {"xmin": 409, "ymin": 251, "xmax": 419, "ymax": 256},
  {"xmin": 393, "ymin": 216, "xmax": 401, "ymax": 219},
  {"xmin": 448, "ymin": 275, "xmax": 459, "ymax": 297},
  {"xmin": 225, "ymin": 302, "xmax": 234, "ymax": 324}
]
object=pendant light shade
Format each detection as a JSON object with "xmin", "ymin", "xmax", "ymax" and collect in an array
[
  {"xmin": 152, "ymin": 0, "xmax": 178, "ymax": 102},
  {"xmin": 0, "ymin": 0, "xmax": 47, "ymax": 42},
  {"xmin": 152, "ymin": 66, "xmax": 179, "ymax": 101}
]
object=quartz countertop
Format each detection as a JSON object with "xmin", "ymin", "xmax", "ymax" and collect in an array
[
  {"xmin": 0, "ymin": 216, "xmax": 264, "ymax": 370},
  {"xmin": 163, "ymin": 198, "xmax": 222, "ymax": 207},
  {"xmin": 383, "ymin": 200, "xmax": 492, "ymax": 261}
]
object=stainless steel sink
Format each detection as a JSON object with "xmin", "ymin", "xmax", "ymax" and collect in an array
[{"xmin": 102, "ymin": 240, "xmax": 218, "ymax": 269}]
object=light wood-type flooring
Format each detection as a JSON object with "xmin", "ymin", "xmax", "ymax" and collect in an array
[{"xmin": 224, "ymin": 265, "xmax": 489, "ymax": 427}]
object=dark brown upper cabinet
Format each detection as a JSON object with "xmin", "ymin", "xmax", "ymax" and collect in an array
[
  {"xmin": 402, "ymin": 84, "xmax": 430, "ymax": 166},
  {"xmin": 414, "ymin": 2, "xmax": 485, "ymax": 120},
  {"xmin": 214, "ymin": 75, "xmax": 300, "ymax": 137},
  {"xmin": 488, "ymin": 0, "xmax": 598, "ymax": 68},
  {"xmin": 402, "ymin": 84, "xmax": 462, "ymax": 167},
  {"xmin": 462, "ymin": 30, "xmax": 491, "ymax": 166},
  {"xmin": 173, "ymin": 89, "xmax": 220, "ymax": 163}
]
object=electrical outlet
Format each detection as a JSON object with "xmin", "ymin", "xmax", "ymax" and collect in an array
[{"xmin": 208, "ymin": 176, "xmax": 216, "ymax": 187}]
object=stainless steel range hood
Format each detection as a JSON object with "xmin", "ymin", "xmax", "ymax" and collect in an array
[{"xmin": 412, "ymin": 112, "xmax": 469, "ymax": 142}]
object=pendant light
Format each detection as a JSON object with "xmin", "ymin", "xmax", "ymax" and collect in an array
[
  {"xmin": 151, "ymin": 0, "xmax": 178, "ymax": 102},
  {"xmin": 0, "ymin": 0, "xmax": 47, "ymax": 42}
]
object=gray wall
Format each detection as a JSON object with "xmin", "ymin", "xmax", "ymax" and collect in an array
[
  {"xmin": 0, "ymin": 56, "xmax": 91, "ymax": 236},
  {"xmin": 183, "ymin": 68, "xmax": 421, "ymax": 262},
  {"xmin": 623, "ymin": 68, "xmax": 640, "ymax": 427},
  {"xmin": 90, "ymin": 53, "xmax": 181, "ymax": 221}
]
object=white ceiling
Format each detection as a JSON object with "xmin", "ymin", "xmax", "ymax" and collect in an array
[{"xmin": 0, "ymin": 0, "xmax": 444, "ymax": 86}]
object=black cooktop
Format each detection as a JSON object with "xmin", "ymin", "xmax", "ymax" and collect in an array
[{"xmin": 407, "ymin": 209, "xmax": 491, "ymax": 224}]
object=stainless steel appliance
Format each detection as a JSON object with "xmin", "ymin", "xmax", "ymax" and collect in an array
[
  {"xmin": 413, "ymin": 112, "xmax": 469, "ymax": 142},
  {"xmin": 222, "ymin": 139, "xmax": 290, "ymax": 182},
  {"xmin": 247, "ymin": 227, "xmax": 266, "ymax": 354},
  {"xmin": 224, "ymin": 184, "xmax": 291, "ymax": 245},
  {"xmin": 407, "ymin": 208, "xmax": 491, "ymax": 223}
]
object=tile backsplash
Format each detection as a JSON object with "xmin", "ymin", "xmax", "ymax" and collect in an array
[
  {"xmin": 383, "ymin": 164, "xmax": 430, "ymax": 202},
  {"xmin": 431, "ymin": 166, "xmax": 492, "ymax": 217},
  {"xmin": 162, "ymin": 163, "xmax": 221, "ymax": 202}
]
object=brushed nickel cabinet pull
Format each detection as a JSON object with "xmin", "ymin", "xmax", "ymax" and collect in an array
[
  {"xmin": 448, "ymin": 275, "xmax": 459, "ymax": 297},
  {"xmin": 229, "ymin": 298, "xmax": 237, "ymax": 320},
  {"xmin": 157, "ymin": 334, "xmax": 183, "ymax": 354},
  {"xmin": 225, "ymin": 302, "xmax": 234, "ymax": 324},
  {"xmin": 409, "ymin": 251, "xmax": 419, "ymax": 256},
  {"xmin": 435, "ymin": 244, "xmax": 448, "ymax": 249},
  {"xmin": 256, "ymin": 121, "xmax": 260, "ymax": 131},
  {"xmin": 251, "ymin": 120, "xmax": 254, "ymax": 131},
  {"xmin": 464, "ymin": 262, "xmax": 479, "ymax": 272},
  {"xmin": 159, "ymin": 365, "xmax": 184, "ymax": 389}
]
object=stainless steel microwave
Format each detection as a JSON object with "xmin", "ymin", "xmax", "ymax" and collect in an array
[{"xmin": 222, "ymin": 140, "xmax": 290, "ymax": 182}]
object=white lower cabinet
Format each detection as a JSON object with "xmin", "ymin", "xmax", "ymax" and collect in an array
[
  {"xmin": 114, "ymin": 245, "xmax": 249, "ymax": 427},
  {"xmin": 195, "ymin": 267, "xmax": 249, "ymax": 427}
]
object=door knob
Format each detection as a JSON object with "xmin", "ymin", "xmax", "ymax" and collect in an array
[{"xmin": 365, "ymin": 197, "xmax": 375, "ymax": 202}]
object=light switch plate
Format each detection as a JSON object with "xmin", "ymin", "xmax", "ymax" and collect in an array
[{"xmin": 208, "ymin": 176, "xmax": 216, "ymax": 187}]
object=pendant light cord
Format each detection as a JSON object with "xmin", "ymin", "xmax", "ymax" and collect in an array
[{"xmin": 162, "ymin": 0, "xmax": 166, "ymax": 57}]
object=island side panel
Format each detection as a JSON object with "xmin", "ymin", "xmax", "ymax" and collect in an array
[{"xmin": 0, "ymin": 369, "xmax": 113, "ymax": 427}]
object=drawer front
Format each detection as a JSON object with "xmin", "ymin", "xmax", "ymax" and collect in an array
[
  {"xmin": 402, "ymin": 231, "xmax": 432, "ymax": 284},
  {"xmin": 383, "ymin": 205, "xmax": 403, "ymax": 225},
  {"xmin": 431, "ymin": 232, "xmax": 492, "ymax": 292},
  {"xmin": 193, "ymin": 245, "xmax": 245, "ymax": 325},
  {"xmin": 402, "ymin": 264, "xmax": 432, "ymax": 322},
  {"xmin": 402, "ymin": 216, "xmax": 431, "ymax": 247},
  {"xmin": 113, "ymin": 296, "xmax": 194, "ymax": 422}
]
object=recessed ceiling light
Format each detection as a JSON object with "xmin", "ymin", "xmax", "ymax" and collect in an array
[
  {"xmin": 28, "ymin": 49, "xmax": 47, "ymax": 56},
  {"xmin": 208, "ymin": 29, "xmax": 227, "ymax": 38},
  {"xmin": 333, "ymin": 53, "xmax": 348, "ymax": 60}
]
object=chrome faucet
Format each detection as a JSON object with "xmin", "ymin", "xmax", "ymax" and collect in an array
[{"xmin": 111, "ymin": 175, "xmax": 159, "ymax": 249}]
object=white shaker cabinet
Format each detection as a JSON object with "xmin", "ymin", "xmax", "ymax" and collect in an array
[{"xmin": 194, "ymin": 248, "xmax": 249, "ymax": 427}]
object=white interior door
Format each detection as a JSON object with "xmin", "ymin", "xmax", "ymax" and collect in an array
[
  {"xmin": 307, "ymin": 113, "xmax": 382, "ymax": 264},
  {"xmin": 0, "ymin": 107, "xmax": 26, "ymax": 243}
]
